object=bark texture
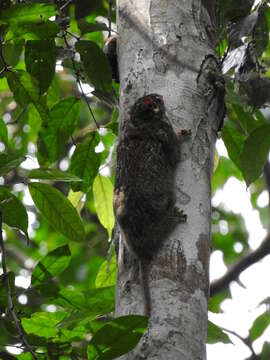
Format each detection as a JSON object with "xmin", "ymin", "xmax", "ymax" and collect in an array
[{"xmin": 116, "ymin": 1, "xmax": 218, "ymax": 359}]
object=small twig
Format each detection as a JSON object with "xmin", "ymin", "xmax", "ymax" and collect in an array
[
  {"xmin": 61, "ymin": 30, "xmax": 99, "ymax": 129},
  {"xmin": 0, "ymin": 40, "xmax": 12, "ymax": 76},
  {"xmin": 59, "ymin": 0, "xmax": 72, "ymax": 12},
  {"xmin": 108, "ymin": 0, "xmax": 113, "ymax": 37},
  {"xmin": 65, "ymin": 30, "xmax": 80, "ymax": 41},
  {"xmin": 0, "ymin": 211, "xmax": 38, "ymax": 359},
  {"xmin": 6, "ymin": 105, "xmax": 28, "ymax": 125},
  {"xmin": 210, "ymin": 233, "xmax": 270, "ymax": 296},
  {"xmin": 222, "ymin": 327, "xmax": 258, "ymax": 358}
]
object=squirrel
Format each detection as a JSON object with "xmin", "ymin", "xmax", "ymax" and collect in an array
[{"xmin": 114, "ymin": 94, "xmax": 190, "ymax": 316}]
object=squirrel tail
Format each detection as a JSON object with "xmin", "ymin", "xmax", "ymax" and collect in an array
[{"xmin": 139, "ymin": 259, "xmax": 151, "ymax": 317}]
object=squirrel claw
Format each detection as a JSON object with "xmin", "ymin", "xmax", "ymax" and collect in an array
[
  {"xmin": 172, "ymin": 208, "xmax": 187, "ymax": 222},
  {"xmin": 177, "ymin": 128, "xmax": 192, "ymax": 142}
]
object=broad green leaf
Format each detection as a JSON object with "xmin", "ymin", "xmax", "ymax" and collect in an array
[
  {"xmin": 70, "ymin": 133, "xmax": 101, "ymax": 192},
  {"xmin": 75, "ymin": 40, "xmax": 112, "ymax": 92},
  {"xmin": 95, "ymin": 256, "xmax": 117, "ymax": 288},
  {"xmin": 0, "ymin": 118, "xmax": 8, "ymax": 144},
  {"xmin": 80, "ymin": 21, "xmax": 108, "ymax": 34},
  {"xmin": 87, "ymin": 315, "xmax": 148, "ymax": 360},
  {"xmin": 55, "ymin": 287, "xmax": 87, "ymax": 310},
  {"xmin": 239, "ymin": 125, "xmax": 270, "ymax": 186},
  {"xmin": 25, "ymin": 40, "xmax": 56, "ymax": 94},
  {"xmin": 208, "ymin": 290, "xmax": 231, "ymax": 313},
  {"xmin": 0, "ymin": 188, "xmax": 28, "ymax": 239},
  {"xmin": 0, "ymin": 43, "xmax": 23, "ymax": 68},
  {"xmin": 222, "ymin": 124, "xmax": 244, "ymax": 169},
  {"xmin": 54, "ymin": 286, "xmax": 115, "ymax": 314},
  {"xmin": 84, "ymin": 287, "xmax": 115, "ymax": 315},
  {"xmin": 0, "ymin": 4, "xmax": 56, "ymax": 24},
  {"xmin": 93, "ymin": 175, "xmax": 114, "ymax": 237},
  {"xmin": 31, "ymin": 245, "xmax": 71, "ymax": 286},
  {"xmin": 29, "ymin": 182, "xmax": 85, "ymax": 242},
  {"xmin": 0, "ymin": 153, "xmax": 25, "ymax": 176},
  {"xmin": 230, "ymin": 104, "xmax": 265, "ymax": 134},
  {"xmin": 0, "ymin": 272, "xmax": 15, "ymax": 311},
  {"xmin": 105, "ymin": 107, "xmax": 119, "ymax": 135},
  {"xmin": 212, "ymin": 156, "xmax": 242, "ymax": 193},
  {"xmin": 17, "ymin": 353, "xmax": 33, "ymax": 360},
  {"xmin": 57, "ymin": 310, "xmax": 91, "ymax": 330},
  {"xmin": 0, "ymin": 3, "xmax": 57, "ymax": 41},
  {"xmin": 213, "ymin": 149, "xmax": 219, "ymax": 172},
  {"xmin": 262, "ymin": 342, "xmax": 270, "ymax": 360},
  {"xmin": 21, "ymin": 311, "xmax": 66, "ymax": 339},
  {"xmin": 5, "ymin": 20, "xmax": 59, "ymax": 41},
  {"xmin": 40, "ymin": 97, "xmax": 81, "ymax": 163},
  {"xmin": 212, "ymin": 208, "xmax": 248, "ymax": 264},
  {"xmin": 28, "ymin": 168, "xmax": 82, "ymax": 182},
  {"xmin": 68, "ymin": 189, "xmax": 84, "ymax": 213},
  {"xmin": 7, "ymin": 70, "xmax": 49, "ymax": 122},
  {"xmin": 207, "ymin": 321, "xmax": 232, "ymax": 344},
  {"xmin": 35, "ymin": 281, "xmax": 60, "ymax": 299},
  {"xmin": 250, "ymin": 312, "xmax": 270, "ymax": 341},
  {"xmin": 59, "ymin": 324, "xmax": 88, "ymax": 342},
  {"xmin": 46, "ymin": 76, "xmax": 60, "ymax": 109}
]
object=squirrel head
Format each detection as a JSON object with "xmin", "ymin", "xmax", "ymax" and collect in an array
[{"xmin": 130, "ymin": 94, "xmax": 165, "ymax": 127}]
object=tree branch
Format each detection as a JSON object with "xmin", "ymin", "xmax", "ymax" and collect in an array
[
  {"xmin": 222, "ymin": 327, "xmax": 258, "ymax": 359},
  {"xmin": 57, "ymin": 1, "xmax": 99, "ymax": 129},
  {"xmin": 0, "ymin": 211, "xmax": 38, "ymax": 359},
  {"xmin": 210, "ymin": 233, "xmax": 270, "ymax": 296}
]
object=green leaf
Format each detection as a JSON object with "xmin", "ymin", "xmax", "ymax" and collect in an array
[
  {"xmin": 212, "ymin": 156, "xmax": 242, "ymax": 193},
  {"xmin": 249, "ymin": 312, "xmax": 270, "ymax": 341},
  {"xmin": 87, "ymin": 315, "xmax": 148, "ymax": 360},
  {"xmin": 0, "ymin": 153, "xmax": 25, "ymax": 176},
  {"xmin": 84, "ymin": 286, "xmax": 115, "ymax": 315},
  {"xmin": 31, "ymin": 245, "xmax": 71, "ymax": 286},
  {"xmin": 70, "ymin": 133, "xmax": 101, "ymax": 192},
  {"xmin": 29, "ymin": 182, "xmax": 85, "ymax": 242},
  {"xmin": 207, "ymin": 320, "xmax": 232, "ymax": 344},
  {"xmin": 0, "ymin": 43, "xmax": 23, "ymax": 68},
  {"xmin": 68, "ymin": 189, "xmax": 84, "ymax": 213},
  {"xmin": 80, "ymin": 21, "xmax": 108, "ymax": 34},
  {"xmin": 93, "ymin": 175, "xmax": 115, "ymax": 237},
  {"xmin": 0, "ymin": 4, "xmax": 56, "ymax": 24},
  {"xmin": 95, "ymin": 255, "xmax": 117, "ymax": 288},
  {"xmin": 5, "ymin": 20, "xmax": 59, "ymax": 41},
  {"xmin": 7, "ymin": 70, "xmax": 49, "ymax": 122},
  {"xmin": 262, "ymin": 342, "xmax": 270, "ymax": 360},
  {"xmin": 21, "ymin": 311, "xmax": 66, "ymax": 339},
  {"xmin": 0, "ymin": 272, "xmax": 15, "ymax": 311},
  {"xmin": 105, "ymin": 108, "xmax": 119, "ymax": 135},
  {"xmin": 39, "ymin": 97, "xmax": 81, "ymax": 163},
  {"xmin": 0, "ymin": 118, "xmax": 8, "ymax": 144},
  {"xmin": 0, "ymin": 4, "xmax": 57, "ymax": 41},
  {"xmin": 208, "ymin": 290, "xmax": 231, "ymax": 313},
  {"xmin": 222, "ymin": 124, "xmax": 245, "ymax": 169},
  {"xmin": 75, "ymin": 40, "xmax": 112, "ymax": 92},
  {"xmin": 25, "ymin": 40, "xmax": 56, "ymax": 94},
  {"xmin": 0, "ymin": 188, "xmax": 28, "ymax": 239},
  {"xmin": 239, "ymin": 125, "xmax": 270, "ymax": 186},
  {"xmin": 28, "ymin": 168, "xmax": 82, "ymax": 182},
  {"xmin": 16, "ymin": 353, "xmax": 33, "ymax": 360},
  {"xmin": 46, "ymin": 76, "xmax": 60, "ymax": 109}
]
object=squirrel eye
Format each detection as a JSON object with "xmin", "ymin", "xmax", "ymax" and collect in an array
[{"xmin": 144, "ymin": 97, "xmax": 153, "ymax": 106}]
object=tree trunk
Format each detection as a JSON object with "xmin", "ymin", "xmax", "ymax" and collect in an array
[{"xmin": 115, "ymin": 1, "xmax": 218, "ymax": 359}]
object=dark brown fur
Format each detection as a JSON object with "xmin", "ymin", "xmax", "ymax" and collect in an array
[{"xmin": 114, "ymin": 94, "xmax": 187, "ymax": 316}]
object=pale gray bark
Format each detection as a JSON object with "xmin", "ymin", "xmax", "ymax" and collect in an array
[{"xmin": 116, "ymin": 1, "xmax": 218, "ymax": 359}]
